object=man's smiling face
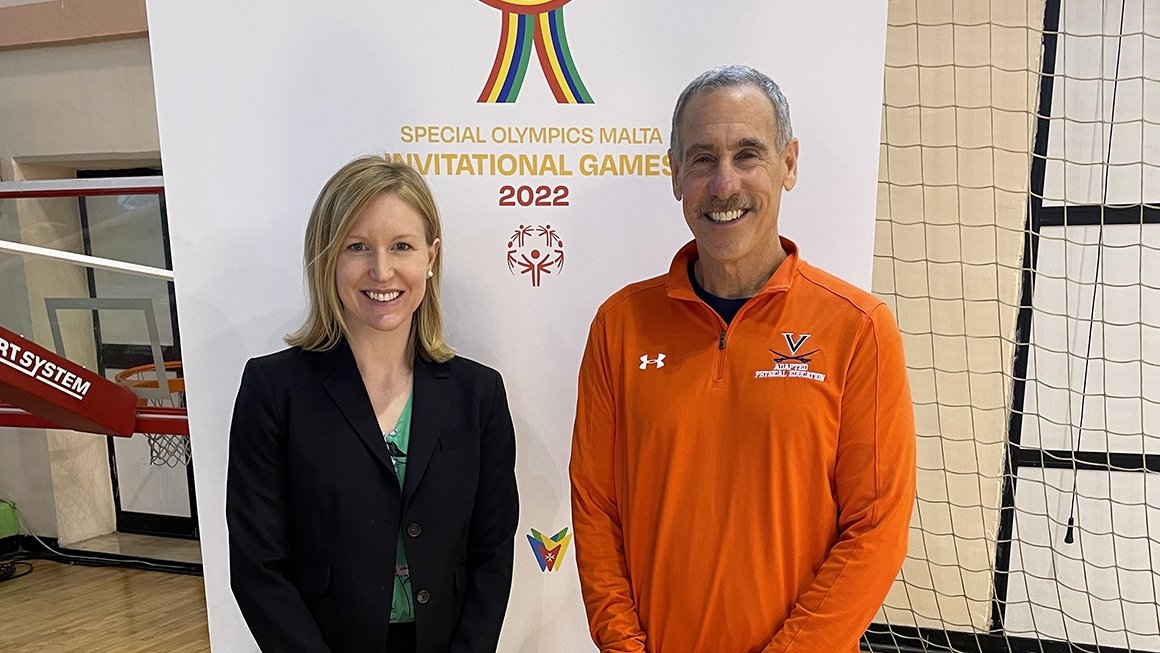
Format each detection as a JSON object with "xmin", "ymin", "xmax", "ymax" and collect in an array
[{"xmin": 670, "ymin": 85, "xmax": 798, "ymax": 271}]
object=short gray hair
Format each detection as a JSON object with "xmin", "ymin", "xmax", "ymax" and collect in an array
[{"xmin": 669, "ymin": 64, "xmax": 794, "ymax": 163}]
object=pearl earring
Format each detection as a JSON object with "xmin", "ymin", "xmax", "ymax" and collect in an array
[{"xmin": 427, "ymin": 270, "xmax": 434, "ymax": 278}]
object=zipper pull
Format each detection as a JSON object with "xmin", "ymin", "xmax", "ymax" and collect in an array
[{"xmin": 718, "ymin": 331, "xmax": 726, "ymax": 350}]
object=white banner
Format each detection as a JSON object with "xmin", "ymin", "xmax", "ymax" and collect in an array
[{"xmin": 146, "ymin": 1, "xmax": 888, "ymax": 649}]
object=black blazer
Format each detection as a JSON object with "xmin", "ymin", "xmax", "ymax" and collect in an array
[{"xmin": 226, "ymin": 341, "xmax": 519, "ymax": 653}]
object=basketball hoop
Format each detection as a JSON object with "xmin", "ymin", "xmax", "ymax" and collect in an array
[{"xmin": 114, "ymin": 361, "xmax": 189, "ymax": 468}]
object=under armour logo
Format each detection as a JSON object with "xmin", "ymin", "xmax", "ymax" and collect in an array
[{"xmin": 639, "ymin": 354, "xmax": 666, "ymax": 369}]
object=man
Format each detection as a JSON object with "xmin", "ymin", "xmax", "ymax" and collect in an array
[{"xmin": 569, "ymin": 65, "xmax": 916, "ymax": 653}]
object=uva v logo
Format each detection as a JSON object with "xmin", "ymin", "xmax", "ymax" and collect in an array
[
  {"xmin": 772, "ymin": 333, "xmax": 818, "ymax": 364},
  {"xmin": 784, "ymin": 333, "xmax": 810, "ymax": 354},
  {"xmin": 757, "ymin": 331, "xmax": 827, "ymax": 382}
]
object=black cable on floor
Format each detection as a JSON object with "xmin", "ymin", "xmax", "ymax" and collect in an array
[
  {"xmin": 0, "ymin": 560, "xmax": 34, "ymax": 582},
  {"xmin": 1, "ymin": 544, "xmax": 202, "ymax": 577}
]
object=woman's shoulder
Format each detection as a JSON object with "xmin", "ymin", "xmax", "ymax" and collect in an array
[
  {"xmin": 250, "ymin": 345, "xmax": 304, "ymax": 364},
  {"xmin": 423, "ymin": 353, "xmax": 503, "ymax": 384},
  {"xmin": 243, "ymin": 346, "xmax": 324, "ymax": 376}
]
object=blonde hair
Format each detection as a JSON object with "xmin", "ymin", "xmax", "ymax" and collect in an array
[{"xmin": 285, "ymin": 155, "xmax": 454, "ymax": 362}]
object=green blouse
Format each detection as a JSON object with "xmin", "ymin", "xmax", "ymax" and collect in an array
[{"xmin": 384, "ymin": 394, "xmax": 414, "ymax": 623}]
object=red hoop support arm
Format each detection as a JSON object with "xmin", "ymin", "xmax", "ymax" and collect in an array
[
  {"xmin": 0, "ymin": 403, "xmax": 188, "ymax": 436},
  {"xmin": 0, "ymin": 324, "xmax": 139, "ymax": 436}
]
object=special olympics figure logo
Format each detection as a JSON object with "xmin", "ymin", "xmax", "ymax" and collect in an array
[
  {"xmin": 477, "ymin": 0, "xmax": 593, "ymax": 104},
  {"xmin": 507, "ymin": 224, "xmax": 564, "ymax": 287}
]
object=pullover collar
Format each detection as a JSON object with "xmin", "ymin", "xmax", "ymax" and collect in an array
[{"xmin": 665, "ymin": 236, "xmax": 803, "ymax": 303}]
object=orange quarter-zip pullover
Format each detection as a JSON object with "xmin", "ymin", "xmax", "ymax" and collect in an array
[{"xmin": 570, "ymin": 239, "xmax": 915, "ymax": 653}]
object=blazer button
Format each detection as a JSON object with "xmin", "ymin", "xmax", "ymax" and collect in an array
[
  {"xmin": 416, "ymin": 589, "xmax": 431, "ymax": 604},
  {"xmin": 406, "ymin": 522, "xmax": 422, "ymax": 538}
]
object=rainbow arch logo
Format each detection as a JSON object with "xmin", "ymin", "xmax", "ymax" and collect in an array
[{"xmin": 477, "ymin": 0, "xmax": 593, "ymax": 104}]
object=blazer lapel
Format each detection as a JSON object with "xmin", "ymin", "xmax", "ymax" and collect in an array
[
  {"xmin": 403, "ymin": 357, "xmax": 449, "ymax": 510},
  {"xmin": 317, "ymin": 341, "xmax": 397, "ymax": 479}
]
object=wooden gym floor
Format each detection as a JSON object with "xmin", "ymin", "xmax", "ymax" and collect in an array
[{"xmin": 0, "ymin": 559, "xmax": 210, "ymax": 652}]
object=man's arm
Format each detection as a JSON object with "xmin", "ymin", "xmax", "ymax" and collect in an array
[
  {"xmin": 764, "ymin": 304, "xmax": 916, "ymax": 652},
  {"xmin": 570, "ymin": 317, "xmax": 648, "ymax": 653}
]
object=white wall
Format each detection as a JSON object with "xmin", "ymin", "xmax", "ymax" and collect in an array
[
  {"xmin": 1005, "ymin": 0, "xmax": 1160, "ymax": 645},
  {"xmin": 1043, "ymin": 0, "xmax": 1160, "ymax": 207}
]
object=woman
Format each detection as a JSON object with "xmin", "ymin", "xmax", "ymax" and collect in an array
[{"xmin": 227, "ymin": 156, "xmax": 519, "ymax": 653}]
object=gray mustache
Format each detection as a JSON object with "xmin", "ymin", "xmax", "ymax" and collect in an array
[{"xmin": 697, "ymin": 197, "xmax": 755, "ymax": 214}]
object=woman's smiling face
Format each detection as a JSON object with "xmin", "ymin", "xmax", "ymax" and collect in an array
[{"xmin": 335, "ymin": 192, "xmax": 439, "ymax": 341}]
